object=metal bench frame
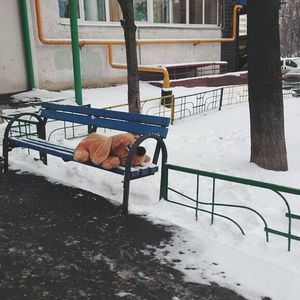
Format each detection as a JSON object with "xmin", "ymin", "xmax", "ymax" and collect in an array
[{"xmin": 2, "ymin": 103, "xmax": 170, "ymax": 215}]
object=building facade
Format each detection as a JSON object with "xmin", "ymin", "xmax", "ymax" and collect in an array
[{"xmin": 0, "ymin": 0, "xmax": 230, "ymax": 94}]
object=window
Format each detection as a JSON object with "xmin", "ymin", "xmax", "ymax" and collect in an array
[
  {"xmin": 84, "ymin": 0, "xmax": 106, "ymax": 21},
  {"xmin": 172, "ymin": 0, "xmax": 186, "ymax": 24},
  {"xmin": 153, "ymin": 0, "xmax": 170, "ymax": 23},
  {"xmin": 205, "ymin": 0, "xmax": 218, "ymax": 24},
  {"xmin": 58, "ymin": 0, "xmax": 80, "ymax": 18},
  {"xmin": 58, "ymin": 0, "xmax": 219, "ymax": 25},
  {"xmin": 134, "ymin": 0, "xmax": 148, "ymax": 21},
  {"xmin": 109, "ymin": 0, "xmax": 122, "ymax": 22},
  {"xmin": 189, "ymin": 0, "xmax": 203, "ymax": 24}
]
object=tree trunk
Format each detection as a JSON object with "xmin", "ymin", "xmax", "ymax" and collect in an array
[
  {"xmin": 118, "ymin": 0, "xmax": 140, "ymax": 113},
  {"xmin": 248, "ymin": 0, "xmax": 288, "ymax": 171}
]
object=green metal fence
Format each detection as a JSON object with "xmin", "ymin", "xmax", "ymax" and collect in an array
[
  {"xmin": 160, "ymin": 163, "xmax": 300, "ymax": 251},
  {"xmin": 1, "ymin": 84, "xmax": 295, "ymax": 142},
  {"xmin": 171, "ymin": 88, "xmax": 224, "ymax": 120}
]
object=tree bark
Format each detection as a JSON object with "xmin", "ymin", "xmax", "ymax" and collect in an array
[
  {"xmin": 248, "ymin": 0, "xmax": 288, "ymax": 171},
  {"xmin": 118, "ymin": 0, "xmax": 140, "ymax": 113},
  {"xmin": 279, "ymin": 0, "xmax": 300, "ymax": 56}
]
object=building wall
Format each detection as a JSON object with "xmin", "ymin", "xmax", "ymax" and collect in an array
[
  {"xmin": 0, "ymin": 0, "xmax": 222, "ymax": 94},
  {"xmin": 30, "ymin": 0, "xmax": 222, "ymax": 90},
  {"xmin": 0, "ymin": 0, "xmax": 28, "ymax": 94}
]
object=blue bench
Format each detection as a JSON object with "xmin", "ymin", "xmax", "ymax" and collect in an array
[{"xmin": 2, "ymin": 102, "xmax": 170, "ymax": 214}]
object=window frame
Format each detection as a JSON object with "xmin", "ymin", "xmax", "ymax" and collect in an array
[{"xmin": 58, "ymin": 0, "xmax": 220, "ymax": 27}]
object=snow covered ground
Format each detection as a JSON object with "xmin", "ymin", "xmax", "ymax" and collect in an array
[{"xmin": 1, "ymin": 82, "xmax": 300, "ymax": 300}]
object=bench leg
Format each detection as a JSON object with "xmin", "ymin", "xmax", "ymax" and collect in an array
[
  {"xmin": 40, "ymin": 152, "xmax": 47, "ymax": 165},
  {"xmin": 2, "ymin": 138, "xmax": 9, "ymax": 172},
  {"xmin": 122, "ymin": 175, "xmax": 130, "ymax": 215}
]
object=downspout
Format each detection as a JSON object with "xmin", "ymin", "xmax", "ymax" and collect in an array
[
  {"xmin": 69, "ymin": 0, "xmax": 83, "ymax": 105},
  {"xmin": 19, "ymin": 0, "xmax": 35, "ymax": 89}
]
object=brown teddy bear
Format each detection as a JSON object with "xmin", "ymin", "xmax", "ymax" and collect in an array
[{"xmin": 73, "ymin": 132, "xmax": 150, "ymax": 170}]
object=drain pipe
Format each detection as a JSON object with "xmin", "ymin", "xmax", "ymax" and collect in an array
[
  {"xmin": 19, "ymin": 0, "xmax": 35, "ymax": 90},
  {"xmin": 69, "ymin": 0, "xmax": 83, "ymax": 105}
]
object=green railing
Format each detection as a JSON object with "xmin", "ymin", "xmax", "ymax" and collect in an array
[
  {"xmin": 1, "ymin": 84, "xmax": 294, "ymax": 142},
  {"xmin": 160, "ymin": 163, "xmax": 300, "ymax": 251},
  {"xmin": 171, "ymin": 88, "xmax": 224, "ymax": 120}
]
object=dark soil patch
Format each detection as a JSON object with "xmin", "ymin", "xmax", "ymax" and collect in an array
[{"xmin": 0, "ymin": 170, "xmax": 247, "ymax": 300}]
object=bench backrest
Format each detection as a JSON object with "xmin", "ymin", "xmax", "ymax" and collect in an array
[{"xmin": 41, "ymin": 103, "xmax": 170, "ymax": 138}]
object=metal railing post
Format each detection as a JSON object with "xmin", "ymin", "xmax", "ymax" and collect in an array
[
  {"xmin": 19, "ymin": 0, "xmax": 36, "ymax": 89},
  {"xmin": 219, "ymin": 88, "xmax": 224, "ymax": 111},
  {"xmin": 171, "ymin": 95, "xmax": 175, "ymax": 125},
  {"xmin": 69, "ymin": 0, "xmax": 83, "ymax": 105},
  {"xmin": 160, "ymin": 163, "xmax": 168, "ymax": 200}
]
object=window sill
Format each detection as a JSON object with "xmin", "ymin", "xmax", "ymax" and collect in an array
[{"xmin": 59, "ymin": 19, "xmax": 220, "ymax": 30}]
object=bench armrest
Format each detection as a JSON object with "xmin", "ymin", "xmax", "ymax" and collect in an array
[
  {"xmin": 3, "ymin": 112, "xmax": 46, "ymax": 141},
  {"xmin": 122, "ymin": 134, "xmax": 168, "ymax": 214}
]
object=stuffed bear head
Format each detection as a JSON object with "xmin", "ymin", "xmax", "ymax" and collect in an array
[{"xmin": 73, "ymin": 132, "xmax": 150, "ymax": 170}]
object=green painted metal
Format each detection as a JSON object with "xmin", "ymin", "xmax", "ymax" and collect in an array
[
  {"xmin": 166, "ymin": 189, "xmax": 245, "ymax": 235},
  {"xmin": 69, "ymin": 0, "xmax": 83, "ymax": 105},
  {"xmin": 286, "ymin": 213, "xmax": 300, "ymax": 220},
  {"xmin": 219, "ymin": 88, "xmax": 224, "ymax": 111},
  {"xmin": 161, "ymin": 163, "xmax": 300, "ymax": 251},
  {"xmin": 273, "ymin": 190, "xmax": 292, "ymax": 250},
  {"xmin": 167, "ymin": 185, "xmax": 267, "ymax": 236},
  {"xmin": 166, "ymin": 164, "xmax": 300, "ymax": 195},
  {"xmin": 172, "ymin": 88, "xmax": 225, "ymax": 120},
  {"xmin": 195, "ymin": 174, "xmax": 200, "ymax": 220},
  {"xmin": 265, "ymin": 228, "xmax": 300, "ymax": 242},
  {"xmin": 160, "ymin": 163, "xmax": 168, "ymax": 200},
  {"xmin": 211, "ymin": 178, "xmax": 216, "ymax": 225},
  {"xmin": 19, "ymin": 0, "xmax": 35, "ymax": 89}
]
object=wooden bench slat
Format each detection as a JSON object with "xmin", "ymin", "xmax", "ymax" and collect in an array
[
  {"xmin": 41, "ymin": 103, "xmax": 170, "ymax": 127},
  {"xmin": 9, "ymin": 137, "xmax": 159, "ymax": 179},
  {"xmin": 41, "ymin": 110, "xmax": 169, "ymax": 138},
  {"xmin": 10, "ymin": 137, "xmax": 74, "ymax": 161},
  {"xmin": 27, "ymin": 137, "xmax": 74, "ymax": 153}
]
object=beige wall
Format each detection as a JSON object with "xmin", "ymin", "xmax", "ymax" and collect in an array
[
  {"xmin": 0, "ymin": 0, "xmax": 28, "ymax": 94},
  {"xmin": 0, "ymin": 0, "xmax": 222, "ymax": 93},
  {"xmin": 30, "ymin": 0, "xmax": 221, "ymax": 90}
]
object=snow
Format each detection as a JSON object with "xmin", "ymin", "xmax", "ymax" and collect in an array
[
  {"xmin": 157, "ymin": 61, "xmax": 228, "ymax": 67},
  {"xmin": 1, "ymin": 82, "xmax": 300, "ymax": 300}
]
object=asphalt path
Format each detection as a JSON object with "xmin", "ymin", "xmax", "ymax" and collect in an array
[{"xmin": 0, "ymin": 169, "xmax": 250, "ymax": 300}]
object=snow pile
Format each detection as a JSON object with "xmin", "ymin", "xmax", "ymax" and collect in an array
[{"xmin": 1, "ymin": 82, "xmax": 300, "ymax": 300}]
